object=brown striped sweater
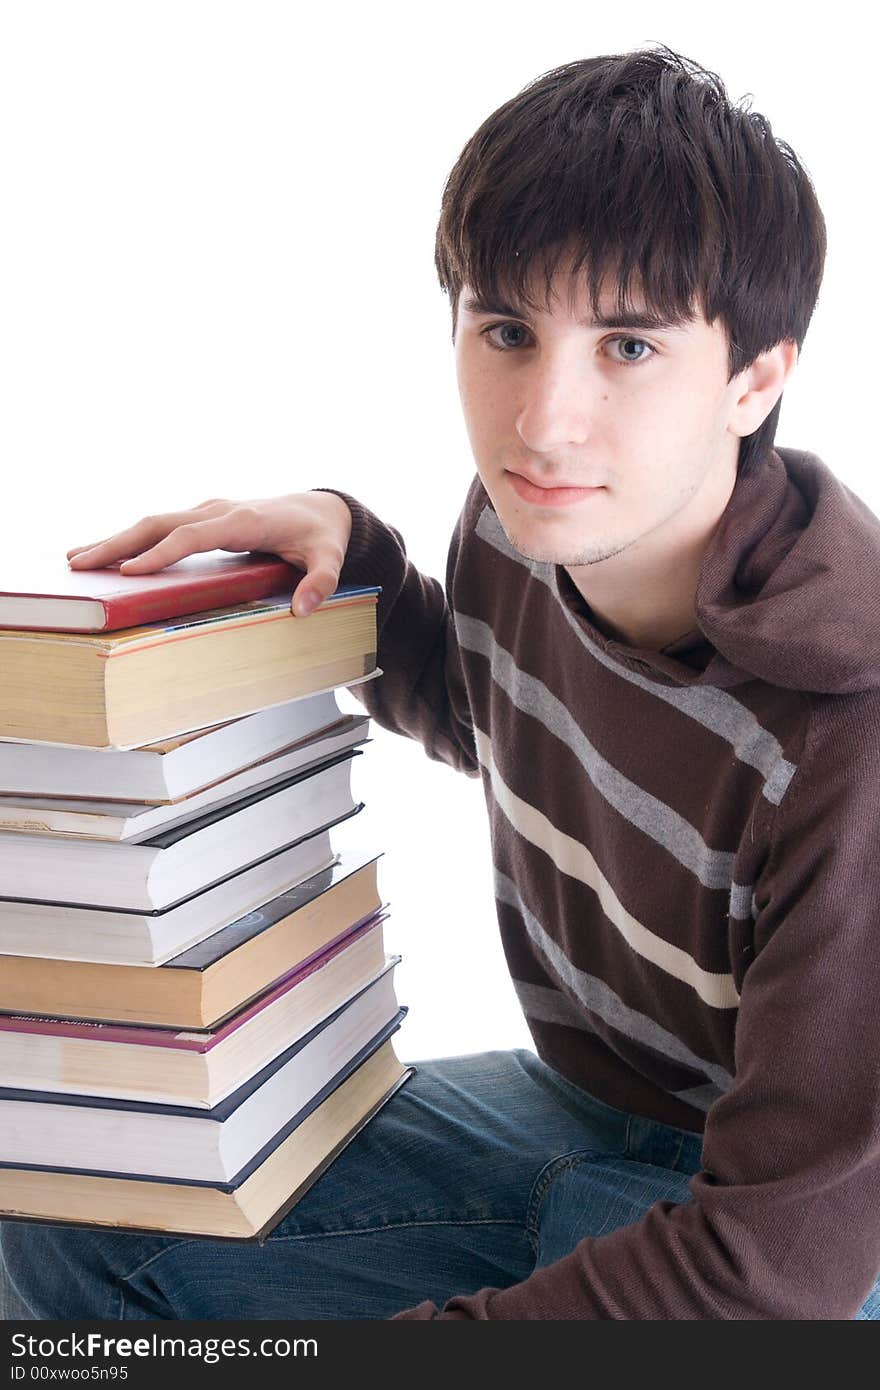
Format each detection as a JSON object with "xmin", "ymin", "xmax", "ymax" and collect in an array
[{"xmin": 322, "ymin": 445, "xmax": 880, "ymax": 1319}]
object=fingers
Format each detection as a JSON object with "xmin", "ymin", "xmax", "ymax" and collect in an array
[
  {"xmin": 67, "ymin": 502, "xmax": 231, "ymax": 568},
  {"xmin": 115, "ymin": 517, "xmax": 239, "ymax": 574},
  {"xmin": 291, "ymin": 559, "xmax": 343, "ymax": 618},
  {"xmin": 68, "ymin": 519, "xmax": 219, "ymax": 573},
  {"xmin": 67, "ymin": 516, "xmax": 182, "ymax": 570},
  {"xmin": 66, "ymin": 543, "xmax": 104, "ymax": 560}
]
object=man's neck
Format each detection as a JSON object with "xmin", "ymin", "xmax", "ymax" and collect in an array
[{"xmin": 563, "ymin": 460, "xmax": 739, "ymax": 652}]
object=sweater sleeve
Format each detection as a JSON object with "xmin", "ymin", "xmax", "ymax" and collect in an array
[
  {"xmin": 312, "ymin": 488, "xmax": 479, "ymax": 778},
  {"xmin": 392, "ymin": 693, "xmax": 880, "ymax": 1320}
]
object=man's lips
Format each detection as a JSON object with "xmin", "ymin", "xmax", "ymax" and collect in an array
[{"xmin": 506, "ymin": 470, "xmax": 604, "ymax": 507}]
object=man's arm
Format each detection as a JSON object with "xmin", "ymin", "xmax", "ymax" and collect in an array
[
  {"xmin": 392, "ymin": 692, "xmax": 880, "ymax": 1319},
  {"xmin": 314, "ymin": 484, "xmax": 480, "ymax": 777}
]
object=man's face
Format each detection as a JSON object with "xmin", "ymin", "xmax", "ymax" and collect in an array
[{"xmin": 453, "ymin": 256, "xmax": 748, "ymax": 570}]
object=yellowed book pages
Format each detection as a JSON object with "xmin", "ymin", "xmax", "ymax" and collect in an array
[
  {"xmin": 0, "ymin": 1043, "xmax": 412, "ymax": 1239},
  {"xmin": 1, "ymin": 931, "xmax": 391, "ymax": 1107},
  {"xmin": 0, "ymin": 859, "xmax": 383, "ymax": 1028},
  {"xmin": 0, "ymin": 594, "xmax": 377, "ymax": 747}
]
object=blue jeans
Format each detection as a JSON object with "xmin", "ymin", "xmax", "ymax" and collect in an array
[{"xmin": 1, "ymin": 1049, "xmax": 879, "ymax": 1320}]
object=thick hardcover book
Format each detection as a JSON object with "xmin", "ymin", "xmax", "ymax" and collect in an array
[
  {"xmin": 0, "ymin": 826, "xmax": 369, "ymax": 967},
  {"xmin": 0, "ymin": 923, "xmax": 391, "ymax": 1052},
  {"xmin": 0, "ymin": 1036, "xmax": 415, "ymax": 1240},
  {"xmin": 0, "ymin": 550, "xmax": 306, "ymax": 633},
  {"xmin": 0, "ymin": 847, "xmax": 386, "ymax": 1025},
  {"xmin": 0, "ymin": 977, "xmax": 406, "ymax": 1182},
  {"xmin": 0, "ymin": 586, "xmax": 380, "ymax": 748},
  {"xmin": 0, "ymin": 925, "xmax": 397, "ymax": 1107},
  {"xmin": 0, "ymin": 717, "xmax": 370, "ymax": 841},
  {"xmin": 0, "ymin": 748, "xmax": 363, "ymax": 911}
]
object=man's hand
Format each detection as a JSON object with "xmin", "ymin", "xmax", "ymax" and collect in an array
[{"xmin": 66, "ymin": 493, "xmax": 354, "ymax": 618}]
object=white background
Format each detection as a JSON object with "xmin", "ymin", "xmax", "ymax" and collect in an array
[{"xmin": 1, "ymin": 2, "xmax": 875, "ymax": 1063}]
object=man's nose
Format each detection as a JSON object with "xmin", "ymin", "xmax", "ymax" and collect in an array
[{"xmin": 514, "ymin": 352, "xmax": 596, "ymax": 454}]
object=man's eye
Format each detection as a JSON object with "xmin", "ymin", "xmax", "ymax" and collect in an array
[
  {"xmin": 481, "ymin": 322, "xmax": 532, "ymax": 350},
  {"xmin": 605, "ymin": 336, "xmax": 656, "ymax": 367}
]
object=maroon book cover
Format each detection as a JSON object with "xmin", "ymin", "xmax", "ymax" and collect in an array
[{"xmin": 0, "ymin": 551, "xmax": 304, "ymax": 633}]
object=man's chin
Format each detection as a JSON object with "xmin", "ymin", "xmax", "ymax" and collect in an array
[{"xmin": 500, "ymin": 520, "xmax": 623, "ymax": 568}]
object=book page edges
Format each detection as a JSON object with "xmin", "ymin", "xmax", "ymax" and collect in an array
[
  {"xmin": 0, "ymin": 1050, "xmax": 414, "ymax": 1240},
  {"xmin": 106, "ymin": 653, "xmax": 377, "ymax": 750}
]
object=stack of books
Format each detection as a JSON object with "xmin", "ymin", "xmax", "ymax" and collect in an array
[{"xmin": 0, "ymin": 553, "xmax": 413, "ymax": 1240}]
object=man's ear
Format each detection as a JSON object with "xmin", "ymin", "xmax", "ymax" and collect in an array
[{"xmin": 729, "ymin": 339, "xmax": 799, "ymax": 438}]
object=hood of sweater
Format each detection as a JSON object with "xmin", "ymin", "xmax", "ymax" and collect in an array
[
  {"xmin": 690, "ymin": 446, "xmax": 880, "ymax": 694},
  {"xmin": 555, "ymin": 447, "xmax": 880, "ymax": 694}
]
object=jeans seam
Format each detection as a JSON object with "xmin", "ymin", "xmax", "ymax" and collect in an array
[
  {"xmin": 624, "ymin": 1117, "xmax": 692, "ymax": 1171},
  {"xmin": 115, "ymin": 1218, "xmax": 527, "ymax": 1318},
  {"xmin": 122, "ymin": 1240, "xmax": 201, "ymax": 1285},
  {"xmin": 269, "ymin": 1217, "xmax": 526, "ymax": 1243},
  {"xmin": 120, "ymin": 1219, "xmax": 524, "ymax": 1277},
  {"xmin": 526, "ymin": 1148, "xmax": 621, "ymax": 1242}
]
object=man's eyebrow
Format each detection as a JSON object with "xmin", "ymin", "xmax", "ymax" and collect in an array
[{"xmin": 461, "ymin": 293, "xmax": 690, "ymax": 332}]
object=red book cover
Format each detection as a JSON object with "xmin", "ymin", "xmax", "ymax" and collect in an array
[{"xmin": 0, "ymin": 550, "xmax": 305, "ymax": 633}]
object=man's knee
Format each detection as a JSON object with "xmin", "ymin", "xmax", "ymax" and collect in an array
[{"xmin": 0, "ymin": 1221, "xmax": 171, "ymax": 1320}]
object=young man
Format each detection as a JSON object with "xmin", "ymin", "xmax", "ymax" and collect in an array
[{"xmin": 3, "ymin": 45, "xmax": 880, "ymax": 1320}]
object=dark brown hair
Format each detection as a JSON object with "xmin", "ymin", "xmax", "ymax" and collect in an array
[{"xmin": 435, "ymin": 44, "xmax": 826, "ymax": 473}]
